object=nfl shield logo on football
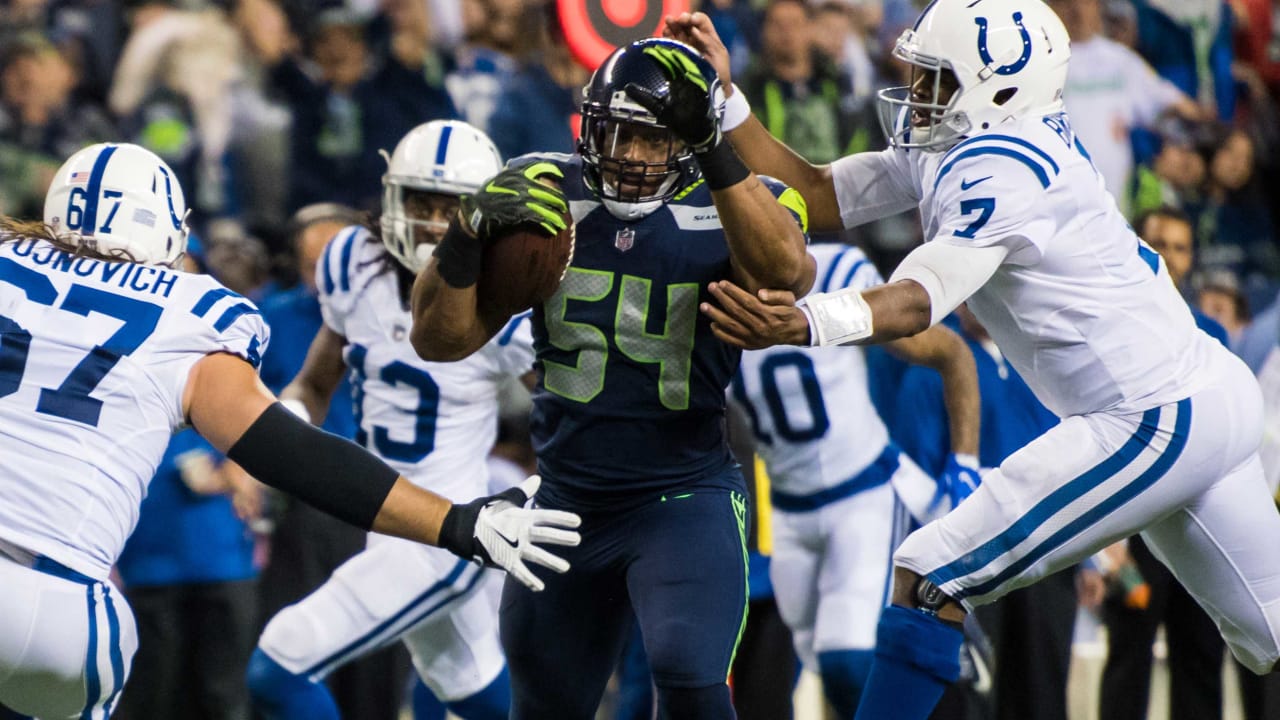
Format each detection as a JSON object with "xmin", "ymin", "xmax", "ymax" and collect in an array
[{"xmin": 614, "ymin": 228, "xmax": 635, "ymax": 252}]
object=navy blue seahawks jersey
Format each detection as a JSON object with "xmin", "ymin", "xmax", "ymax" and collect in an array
[{"xmin": 510, "ymin": 153, "xmax": 806, "ymax": 505}]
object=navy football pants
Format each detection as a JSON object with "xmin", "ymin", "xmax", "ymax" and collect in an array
[{"xmin": 500, "ymin": 479, "xmax": 750, "ymax": 719}]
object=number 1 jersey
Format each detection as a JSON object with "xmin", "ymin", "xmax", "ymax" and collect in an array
[{"xmin": 0, "ymin": 238, "xmax": 268, "ymax": 579}]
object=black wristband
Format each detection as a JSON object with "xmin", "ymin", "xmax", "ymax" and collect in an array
[
  {"xmin": 695, "ymin": 140, "xmax": 751, "ymax": 191},
  {"xmin": 226, "ymin": 403, "xmax": 398, "ymax": 530},
  {"xmin": 438, "ymin": 501, "xmax": 482, "ymax": 561},
  {"xmin": 432, "ymin": 218, "xmax": 484, "ymax": 288}
]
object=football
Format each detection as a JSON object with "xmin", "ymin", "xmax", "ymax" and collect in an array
[{"xmin": 477, "ymin": 216, "xmax": 575, "ymax": 316}]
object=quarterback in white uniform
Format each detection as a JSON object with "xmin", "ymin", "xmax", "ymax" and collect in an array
[
  {"xmin": 732, "ymin": 241, "xmax": 980, "ymax": 716},
  {"xmin": 0, "ymin": 143, "xmax": 579, "ymax": 720},
  {"xmin": 247, "ymin": 121, "xmax": 534, "ymax": 720},
  {"xmin": 675, "ymin": 2, "xmax": 1280, "ymax": 718}
]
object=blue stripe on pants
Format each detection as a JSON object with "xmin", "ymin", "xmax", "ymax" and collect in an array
[
  {"xmin": 955, "ymin": 399, "xmax": 1192, "ymax": 600},
  {"xmin": 80, "ymin": 586, "xmax": 100, "ymax": 720},
  {"xmin": 928, "ymin": 405, "xmax": 1164, "ymax": 588},
  {"xmin": 303, "ymin": 559, "xmax": 473, "ymax": 677},
  {"xmin": 101, "ymin": 586, "xmax": 125, "ymax": 717}
]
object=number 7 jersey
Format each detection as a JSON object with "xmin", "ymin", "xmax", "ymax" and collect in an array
[{"xmin": 0, "ymin": 238, "xmax": 269, "ymax": 580}]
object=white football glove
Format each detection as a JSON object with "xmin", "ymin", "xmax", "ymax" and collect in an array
[{"xmin": 437, "ymin": 476, "xmax": 581, "ymax": 591}]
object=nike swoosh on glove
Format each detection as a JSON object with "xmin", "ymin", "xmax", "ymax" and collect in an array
[{"xmin": 437, "ymin": 476, "xmax": 582, "ymax": 591}]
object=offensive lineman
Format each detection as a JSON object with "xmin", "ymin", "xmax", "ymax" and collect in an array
[
  {"xmin": 247, "ymin": 121, "xmax": 534, "ymax": 720},
  {"xmin": 412, "ymin": 39, "xmax": 813, "ymax": 720},
  {"xmin": 733, "ymin": 241, "xmax": 981, "ymax": 716},
  {"xmin": 676, "ymin": 2, "xmax": 1280, "ymax": 719},
  {"xmin": 0, "ymin": 143, "xmax": 579, "ymax": 720}
]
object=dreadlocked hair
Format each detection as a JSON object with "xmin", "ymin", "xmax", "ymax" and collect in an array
[{"xmin": 0, "ymin": 216, "xmax": 139, "ymax": 264}]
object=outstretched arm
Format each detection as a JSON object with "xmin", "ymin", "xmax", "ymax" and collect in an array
[
  {"xmin": 623, "ymin": 41, "xmax": 813, "ymax": 295},
  {"xmin": 184, "ymin": 352, "xmax": 580, "ymax": 590},
  {"xmin": 664, "ymin": 12, "xmax": 844, "ymax": 234}
]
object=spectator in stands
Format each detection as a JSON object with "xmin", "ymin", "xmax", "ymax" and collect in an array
[
  {"xmin": 247, "ymin": 4, "xmax": 457, "ymax": 213},
  {"xmin": 1195, "ymin": 269, "xmax": 1252, "ymax": 344},
  {"xmin": 1198, "ymin": 127, "xmax": 1275, "ymax": 278},
  {"xmin": 1131, "ymin": 0, "xmax": 1237, "ymax": 121},
  {"xmin": 109, "ymin": 7, "xmax": 244, "ymax": 225},
  {"xmin": 1049, "ymin": 0, "xmax": 1202, "ymax": 214},
  {"xmin": 444, "ymin": 0, "xmax": 521, "ymax": 133},
  {"xmin": 1131, "ymin": 116, "xmax": 1211, "ymax": 216},
  {"xmin": 739, "ymin": 0, "xmax": 856, "ymax": 164},
  {"xmin": 0, "ymin": 32, "xmax": 114, "ymax": 216},
  {"xmin": 487, "ymin": 4, "xmax": 586, "ymax": 160}
]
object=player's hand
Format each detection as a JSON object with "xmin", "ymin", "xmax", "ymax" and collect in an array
[
  {"xmin": 438, "ymin": 476, "xmax": 582, "ymax": 592},
  {"xmin": 701, "ymin": 280, "xmax": 811, "ymax": 349},
  {"xmin": 625, "ymin": 45, "xmax": 721, "ymax": 153},
  {"xmin": 460, "ymin": 163, "xmax": 569, "ymax": 241},
  {"xmin": 932, "ymin": 453, "xmax": 981, "ymax": 513},
  {"xmin": 662, "ymin": 12, "xmax": 732, "ymax": 94}
]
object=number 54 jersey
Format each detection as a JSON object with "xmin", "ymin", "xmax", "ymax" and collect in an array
[
  {"xmin": 514, "ymin": 154, "xmax": 809, "ymax": 505},
  {"xmin": 0, "ymin": 238, "xmax": 269, "ymax": 580},
  {"xmin": 317, "ymin": 227, "xmax": 535, "ymax": 500}
]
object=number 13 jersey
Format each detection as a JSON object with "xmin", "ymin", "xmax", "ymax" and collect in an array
[{"xmin": 0, "ymin": 238, "xmax": 269, "ymax": 580}]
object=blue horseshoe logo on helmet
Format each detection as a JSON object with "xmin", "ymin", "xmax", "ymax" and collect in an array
[{"xmin": 975, "ymin": 12, "xmax": 1032, "ymax": 76}]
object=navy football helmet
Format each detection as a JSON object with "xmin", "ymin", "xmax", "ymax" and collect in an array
[{"xmin": 579, "ymin": 38, "xmax": 712, "ymax": 219}]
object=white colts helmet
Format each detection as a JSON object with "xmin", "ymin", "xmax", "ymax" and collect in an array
[
  {"xmin": 380, "ymin": 120, "xmax": 503, "ymax": 272},
  {"xmin": 877, "ymin": 0, "xmax": 1071, "ymax": 151},
  {"xmin": 44, "ymin": 143, "xmax": 190, "ymax": 267}
]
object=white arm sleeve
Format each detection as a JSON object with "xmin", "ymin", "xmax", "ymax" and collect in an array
[
  {"xmin": 830, "ymin": 148, "xmax": 919, "ymax": 229},
  {"xmin": 889, "ymin": 241, "xmax": 1009, "ymax": 327}
]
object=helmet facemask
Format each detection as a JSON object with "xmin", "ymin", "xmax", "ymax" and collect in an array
[
  {"xmin": 580, "ymin": 91, "xmax": 693, "ymax": 216},
  {"xmin": 876, "ymin": 31, "xmax": 970, "ymax": 152},
  {"xmin": 380, "ymin": 182, "xmax": 461, "ymax": 272}
]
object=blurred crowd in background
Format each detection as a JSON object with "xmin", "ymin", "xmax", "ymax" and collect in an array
[{"xmin": 2, "ymin": 0, "xmax": 1280, "ymax": 718}]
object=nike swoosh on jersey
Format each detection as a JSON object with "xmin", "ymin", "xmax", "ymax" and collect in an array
[{"xmin": 960, "ymin": 176, "xmax": 994, "ymax": 190}]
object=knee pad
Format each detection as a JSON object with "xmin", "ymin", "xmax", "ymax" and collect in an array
[
  {"xmin": 656, "ymin": 683, "xmax": 734, "ymax": 720},
  {"xmin": 817, "ymin": 649, "xmax": 875, "ymax": 717}
]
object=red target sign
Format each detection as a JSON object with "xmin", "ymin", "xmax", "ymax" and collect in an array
[{"xmin": 558, "ymin": 0, "xmax": 691, "ymax": 69}]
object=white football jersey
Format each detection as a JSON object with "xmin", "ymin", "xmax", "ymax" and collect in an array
[
  {"xmin": 0, "ymin": 238, "xmax": 268, "ymax": 579},
  {"xmin": 317, "ymin": 227, "xmax": 534, "ymax": 500},
  {"xmin": 831, "ymin": 112, "xmax": 1216, "ymax": 418},
  {"xmin": 733, "ymin": 243, "xmax": 891, "ymax": 495}
]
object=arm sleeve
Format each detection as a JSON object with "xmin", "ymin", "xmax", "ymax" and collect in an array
[
  {"xmin": 830, "ymin": 147, "xmax": 919, "ymax": 229},
  {"xmin": 889, "ymin": 240, "xmax": 1007, "ymax": 326}
]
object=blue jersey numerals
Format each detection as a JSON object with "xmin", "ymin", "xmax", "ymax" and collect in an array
[
  {"xmin": 543, "ymin": 268, "xmax": 698, "ymax": 410},
  {"xmin": 953, "ymin": 198, "xmax": 996, "ymax": 239},
  {"xmin": 0, "ymin": 258, "xmax": 161, "ymax": 426},
  {"xmin": 733, "ymin": 351, "xmax": 830, "ymax": 444},
  {"xmin": 347, "ymin": 344, "xmax": 440, "ymax": 463}
]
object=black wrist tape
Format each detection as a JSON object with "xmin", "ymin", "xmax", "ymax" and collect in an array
[
  {"xmin": 438, "ymin": 501, "xmax": 481, "ymax": 560},
  {"xmin": 226, "ymin": 403, "xmax": 398, "ymax": 530},
  {"xmin": 696, "ymin": 140, "xmax": 751, "ymax": 191},
  {"xmin": 432, "ymin": 218, "xmax": 484, "ymax": 288}
]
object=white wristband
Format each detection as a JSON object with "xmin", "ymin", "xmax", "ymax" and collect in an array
[
  {"xmin": 796, "ymin": 287, "xmax": 874, "ymax": 346},
  {"xmin": 720, "ymin": 85, "xmax": 751, "ymax": 133}
]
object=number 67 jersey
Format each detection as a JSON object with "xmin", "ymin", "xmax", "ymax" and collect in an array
[{"xmin": 0, "ymin": 238, "xmax": 269, "ymax": 581}]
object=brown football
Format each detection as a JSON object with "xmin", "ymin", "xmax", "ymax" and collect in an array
[{"xmin": 477, "ymin": 217, "xmax": 575, "ymax": 316}]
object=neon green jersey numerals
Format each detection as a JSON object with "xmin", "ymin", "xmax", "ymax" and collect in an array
[{"xmin": 544, "ymin": 268, "xmax": 698, "ymax": 410}]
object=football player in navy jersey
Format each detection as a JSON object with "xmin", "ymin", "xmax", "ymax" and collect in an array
[{"xmin": 411, "ymin": 38, "xmax": 813, "ymax": 720}]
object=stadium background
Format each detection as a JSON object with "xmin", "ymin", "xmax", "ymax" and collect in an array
[{"xmin": 1, "ymin": 0, "xmax": 1278, "ymax": 718}]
